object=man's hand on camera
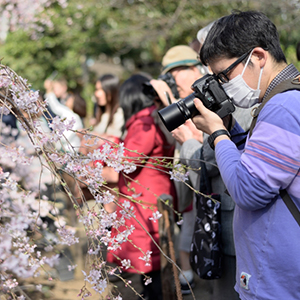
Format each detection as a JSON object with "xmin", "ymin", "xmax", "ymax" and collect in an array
[
  {"xmin": 150, "ymin": 79, "xmax": 177, "ymax": 107},
  {"xmin": 192, "ymin": 98, "xmax": 226, "ymax": 135},
  {"xmin": 172, "ymin": 120, "xmax": 203, "ymax": 145}
]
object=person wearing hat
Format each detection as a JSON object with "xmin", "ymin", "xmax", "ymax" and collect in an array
[
  {"xmin": 152, "ymin": 45, "xmax": 206, "ymax": 105},
  {"xmin": 151, "ymin": 45, "xmax": 206, "ymax": 295}
]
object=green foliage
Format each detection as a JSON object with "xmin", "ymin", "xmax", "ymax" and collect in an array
[
  {"xmin": 284, "ymin": 45, "xmax": 300, "ymax": 70},
  {"xmin": 2, "ymin": 0, "xmax": 300, "ymax": 101}
]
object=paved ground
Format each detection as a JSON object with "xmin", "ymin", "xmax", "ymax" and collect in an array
[
  {"xmin": 21, "ymin": 207, "xmax": 215, "ymax": 300},
  {"xmin": 23, "ymin": 259, "xmax": 213, "ymax": 300},
  {"xmin": 22, "ymin": 232, "xmax": 215, "ymax": 300},
  {"xmin": 111, "ymin": 271, "xmax": 212, "ymax": 300},
  {"xmin": 27, "ymin": 270, "xmax": 213, "ymax": 300}
]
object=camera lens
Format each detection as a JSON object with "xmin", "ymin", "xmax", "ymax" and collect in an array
[
  {"xmin": 158, "ymin": 103, "xmax": 187, "ymax": 132},
  {"xmin": 157, "ymin": 74, "xmax": 235, "ymax": 132},
  {"xmin": 157, "ymin": 93, "xmax": 198, "ymax": 132}
]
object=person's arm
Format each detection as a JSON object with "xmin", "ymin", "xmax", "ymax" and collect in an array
[
  {"xmin": 46, "ymin": 92, "xmax": 70, "ymax": 117},
  {"xmin": 180, "ymin": 138, "xmax": 203, "ymax": 175},
  {"xmin": 45, "ymin": 92, "xmax": 83, "ymax": 149},
  {"xmin": 172, "ymin": 119, "xmax": 203, "ymax": 145},
  {"xmin": 109, "ymin": 107, "xmax": 125, "ymax": 138},
  {"xmin": 150, "ymin": 79, "xmax": 177, "ymax": 107},
  {"xmin": 101, "ymin": 166, "xmax": 119, "ymax": 183},
  {"xmin": 216, "ymin": 92, "xmax": 300, "ymax": 210}
]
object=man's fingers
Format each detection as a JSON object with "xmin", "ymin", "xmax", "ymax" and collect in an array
[{"xmin": 193, "ymin": 98, "xmax": 205, "ymax": 114}]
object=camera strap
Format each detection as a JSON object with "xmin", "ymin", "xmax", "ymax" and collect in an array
[
  {"xmin": 249, "ymin": 76, "xmax": 300, "ymax": 135},
  {"xmin": 232, "ymin": 131, "xmax": 249, "ymax": 148},
  {"xmin": 248, "ymin": 76, "xmax": 300, "ymax": 227}
]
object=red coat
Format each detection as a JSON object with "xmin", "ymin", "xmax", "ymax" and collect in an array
[{"xmin": 106, "ymin": 105, "xmax": 176, "ymax": 273}]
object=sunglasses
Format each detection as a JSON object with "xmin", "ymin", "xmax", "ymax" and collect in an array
[{"xmin": 216, "ymin": 49, "xmax": 253, "ymax": 83}]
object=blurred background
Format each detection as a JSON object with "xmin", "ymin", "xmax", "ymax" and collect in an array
[{"xmin": 1, "ymin": 0, "xmax": 300, "ymax": 118}]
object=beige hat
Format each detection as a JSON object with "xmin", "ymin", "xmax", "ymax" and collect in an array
[{"xmin": 161, "ymin": 45, "xmax": 200, "ymax": 75}]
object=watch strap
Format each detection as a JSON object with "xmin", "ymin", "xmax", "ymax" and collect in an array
[{"xmin": 208, "ymin": 129, "xmax": 231, "ymax": 150}]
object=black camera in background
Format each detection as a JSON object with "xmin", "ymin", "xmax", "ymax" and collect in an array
[
  {"xmin": 142, "ymin": 72, "xmax": 180, "ymax": 100},
  {"xmin": 158, "ymin": 74, "xmax": 235, "ymax": 132}
]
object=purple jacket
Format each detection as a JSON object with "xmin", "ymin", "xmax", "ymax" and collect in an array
[{"xmin": 216, "ymin": 90, "xmax": 300, "ymax": 299}]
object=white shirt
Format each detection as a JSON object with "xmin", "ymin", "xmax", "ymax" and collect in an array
[
  {"xmin": 45, "ymin": 92, "xmax": 83, "ymax": 151},
  {"xmin": 93, "ymin": 107, "xmax": 124, "ymax": 138}
]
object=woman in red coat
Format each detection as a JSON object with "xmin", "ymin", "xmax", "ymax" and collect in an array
[{"xmin": 106, "ymin": 74, "xmax": 176, "ymax": 299}]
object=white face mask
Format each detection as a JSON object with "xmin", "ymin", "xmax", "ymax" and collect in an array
[{"xmin": 222, "ymin": 51, "xmax": 264, "ymax": 108}]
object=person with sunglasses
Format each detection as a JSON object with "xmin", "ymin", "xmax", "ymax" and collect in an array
[{"xmin": 191, "ymin": 10, "xmax": 300, "ymax": 300}]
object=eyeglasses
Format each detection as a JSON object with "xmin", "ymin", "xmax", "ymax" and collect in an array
[{"xmin": 216, "ymin": 49, "xmax": 253, "ymax": 83}]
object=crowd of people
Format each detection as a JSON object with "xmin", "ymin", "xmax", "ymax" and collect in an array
[{"xmin": 4, "ymin": 9, "xmax": 300, "ymax": 300}]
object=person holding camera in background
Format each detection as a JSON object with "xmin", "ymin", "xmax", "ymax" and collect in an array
[
  {"xmin": 151, "ymin": 45, "xmax": 206, "ymax": 294},
  {"xmin": 190, "ymin": 10, "xmax": 300, "ymax": 300}
]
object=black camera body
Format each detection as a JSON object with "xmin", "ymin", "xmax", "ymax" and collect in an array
[
  {"xmin": 142, "ymin": 72, "xmax": 180, "ymax": 100},
  {"xmin": 157, "ymin": 74, "xmax": 235, "ymax": 132}
]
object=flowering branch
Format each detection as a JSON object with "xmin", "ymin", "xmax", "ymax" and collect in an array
[{"xmin": 0, "ymin": 63, "xmax": 201, "ymax": 299}]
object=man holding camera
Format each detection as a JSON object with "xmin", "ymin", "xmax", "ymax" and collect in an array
[
  {"xmin": 191, "ymin": 10, "xmax": 300, "ymax": 300},
  {"xmin": 154, "ymin": 35, "xmax": 257, "ymax": 297},
  {"xmin": 158, "ymin": 48, "xmax": 253, "ymax": 300}
]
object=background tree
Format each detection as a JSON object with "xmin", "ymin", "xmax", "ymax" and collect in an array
[{"xmin": 1, "ymin": 0, "xmax": 300, "ymax": 110}]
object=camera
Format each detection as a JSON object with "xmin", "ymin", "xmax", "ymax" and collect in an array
[
  {"xmin": 157, "ymin": 74, "xmax": 235, "ymax": 132},
  {"xmin": 142, "ymin": 72, "xmax": 180, "ymax": 100}
]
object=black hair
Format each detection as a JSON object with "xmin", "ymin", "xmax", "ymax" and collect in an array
[
  {"xmin": 200, "ymin": 10, "xmax": 286, "ymax": 66},
  {"xmin": 119, "ymin": 73, "xmax": 154, "ymax": 124},
  {"xmin": 95, "ymin": 74, "xmax": 120, "ymax": 132},
  {"xmin": 68, "ymin": 92, "xmax": 87, "ymax": 118},
  {"xmin": 296, "ymin": 41, "xmax": 300, "ymax": 61}
]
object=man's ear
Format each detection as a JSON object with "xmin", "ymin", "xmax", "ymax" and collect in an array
[{"xmin": 252, "ymin": 47, "xmax": 267, "ymax": 69}]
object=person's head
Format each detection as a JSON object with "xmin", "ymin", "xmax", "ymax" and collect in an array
[
  {"xmin": 94, "ymin": 74, "xmax": 120, "ymax": 128},
  {"xmin": 94, "ymin": 74, "xmax": 119, "ymax": 108},
  {"xmin": 52, "ymin": 78, "xmax": 68, "ymax": 100},
  {"xmin": 161, "ymin": 45, "xmax": 206, "ymax": 98},
  {"xmin": 200, "ymin": 10, "xmax": 287, "ymax": 104},
  {"xmin": 189, "ymin": 38, "xmax": 201, "ymax": 53},
  {"xmin": 119, "ymin": 73, "xmax": 154, "ymax": 123},
  {"xmin": 197, "ymin": 21, "xmax": 216, "ymax": 52},
  {"xmin": 65, "ymin": 92, "xmax": 87, "ymax": 118},
  {"xmin": 200, "ymin": 11, "xmax": 286, "ymax": 66},
  {"xmin": 196, "ymin": 20, "xmax": 216, "ymax": 74}
]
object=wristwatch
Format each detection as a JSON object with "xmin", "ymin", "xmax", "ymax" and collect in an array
[{"xmin": 208, "ymin": 129, "xmax": 231, "ymax": 150}]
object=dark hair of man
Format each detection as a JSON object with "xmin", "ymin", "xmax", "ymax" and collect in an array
[
  {"xmin": 119, "ymin": 73, "xmax": 154, "ymax": 125},
  {"xmin": 95, "ymin": 74, "xmax": 120, "ymax": 132},
  {"xmin": 200, "ymin": 10, "xmax": 287, "ymax": 66}
]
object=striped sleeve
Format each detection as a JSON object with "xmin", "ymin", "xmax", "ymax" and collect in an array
[{"xmin": 216, "ymin": 91, "xmax": 300, "ymax": 210}]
